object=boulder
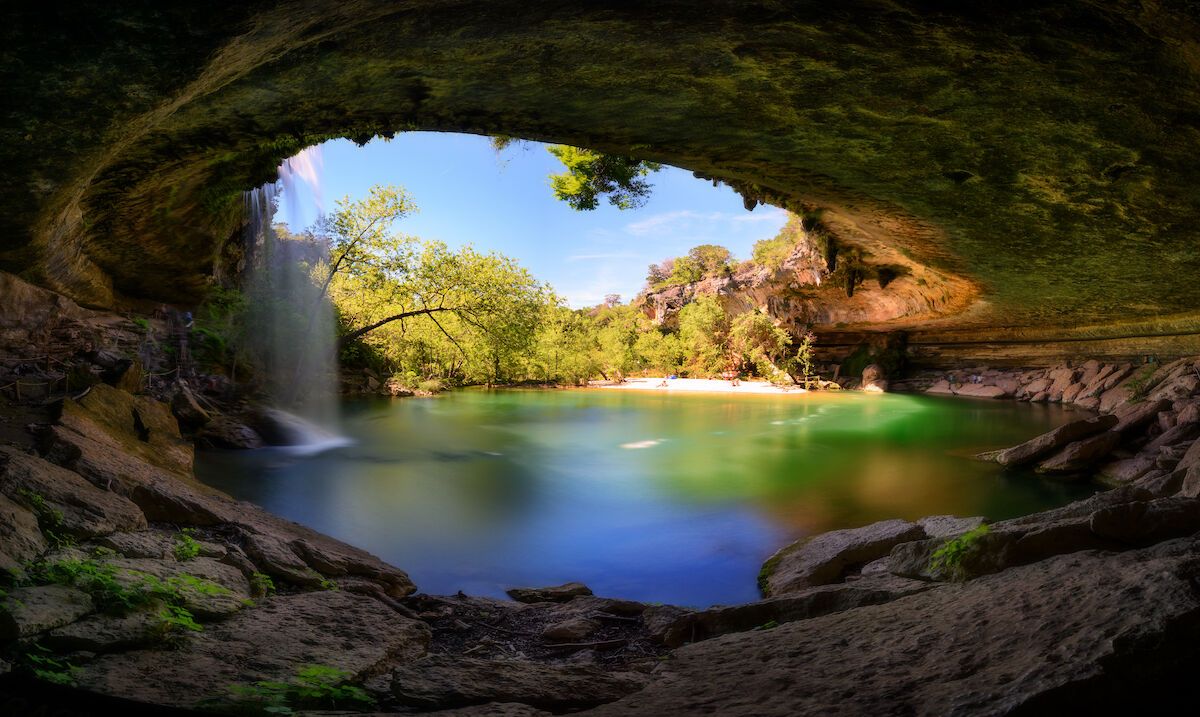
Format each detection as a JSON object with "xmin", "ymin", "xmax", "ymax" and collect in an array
[
  {"xmin": 1061, "ymin": 382, "xmax": 1085, "ymax": 403},
  {"xmin": 196, "ymin": 416, "xmax": 263, "ymax": 449},
  {"xmin": 170, "ymin": 381, "xmax": 211, "ymax": 431},
  {"xmin": 1097, "ymin": 454, "xmax": 1157, "ymax": 486},
  {"xmin": 953, "ymin": 384, "xmax": 1010, "ymax": 399},
  {"xmin": 1133, "ymin": 470, "xmax": 1185, "ymax": 498},
  {"xmin": 925, "ymin": 380, "xmax": 955, "ymax": 396},
  {"xmin": 994, "ymin": 414, "xmax": 1118, "ymax": 467},
  {"xmin": 861, "ymin": 364, "xmax": 887, "ymax": 392},
  {"xmin": 1022, "ymin": 378, "xmax": 1051, "ymax": 397},
  {"xmin": 0, "ymin": 446, "xmax": 146, "ymax": 539},
  {"xmin": 1113, "ymin": 399, "xmax": 1174, "ymax": 435},
  {"xmin": 1178, "ymin": 401, "xmax": 1200, "ymax": 425},
  {"xmin": 1148, "ymin": 374, "xmax": 1200, "ymax": 403},
  {"xmin": 241, "ymin": 532, "xmax": 323, "ymax": 587},
  {"xmin": 761, "ymin": 519, "xmax": 925, "ymax": 595},
  {"xmin": 1036, "ymin": 431, "xmax": 1123, "ymax": 475},
  {"xmin": 389, "ymin": 655, "xmax": 646, "ymax": 712},
  {"xmin": 507, "ymin": 582, "xmax": 593, "ymax": 604},
  {"xmin": 0, "ymin": 584, "xmax": 94, "ymax": 639},
  {"xmin": 1143, "ymin": 421, "xmax": 1200, "ymax": 454},
  {"xmin": 541, "ymin": 617, "xmax": 601, "ymax": 643},
  {"xmin": 75, "ymin": 590, "xmax": 431, "ymax": 708}
]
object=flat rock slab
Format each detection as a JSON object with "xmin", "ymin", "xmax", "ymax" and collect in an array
[
  {"xmin": 995, "ymin": 415, "xmax": 1117, "ymax": 467},
  {"xmin": 580, "ymin": 542, "xmax": 1200, "ymax": 716},
  {"xmin": 0, "ymin": 446, "xmax": 146, "ymax": 539},
  {"xmin": 507, "ymin": 582, "xmax": 593, "ymax": 604},
  {"xmin": 47, "ymin": 608, "xmax": 162, "ymax": 652},
  {"xmin": 0, "ymin": 492, "xmax": 46, "ymax": 572},
  {"xmin": 916, "ymin": 515, "xmax": 985, "ymax": 539},
  {"xmin": 102, "ymin": 556, "xmax": 251, "ymax": 618},
  {"xmin": 1036, "ymin": 431, "xmax": 1122, "ymax": 475},
  {"xmin": 75, "ymin": 590, "xmax": 431, "ymax": 708},
  {"xmin": 388, "ymin": 655, "xmax": 646, "ymax": 712},
  {"xmin": 762, "ymin": 519, "xmax": 925, "ymax": 595},
  {"xmin": 0, "ymin": 584, "xmax": 93, "ymax": 639}
]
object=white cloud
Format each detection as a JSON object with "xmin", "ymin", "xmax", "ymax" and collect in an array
[{"xmin": 624, "ymin": 207, "xmax": 788, "ymax": 236}]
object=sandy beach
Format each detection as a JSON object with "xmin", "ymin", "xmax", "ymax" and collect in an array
[{"xmin": 596, "ymin": 377, "xmax": 809, "ymax": 395}]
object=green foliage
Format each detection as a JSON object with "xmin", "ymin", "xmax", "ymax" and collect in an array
[
  {"xmin": 173, "ymin": 528, "xmax": 201, "ymax": 561},
  {"xmin": 678, "ymin": 295, "xmax": 732, "ymax": 377},
  {"xmin": 751, "ymin": 213, "xmax": 806, "ymax": 271},
  {"xmin": 17, "ymin": 488, "xmax": 72, "ymax": 549},
  {"xmin": 194, "ymin": 284, "xmax": 251, "ymax": 374},
  {"xmin": 20, "ymin": 643, "xmax": 79, "ymax": 686},
  {"xmin": 729, "ymin": 309, "xmax": 791, "ymax": 380},
  {"xmin": 131, "ymin": 317, "xmax": 150, "ymax": 332},
  {"xmin": 647, "ymin": 244, "xmax": 734, "ymax": 289},
  {"xmin": 928, "ymin": 525, "xmax": 990, "ymax": 581},
  {"xmin": 249, "ymin": 572, "xmax": 276, "ymax": 598},
  {"xmin": 26, "ymin": 556, "xmax": 231, "ymax": 644},
  {"xmin": 1122, "ymin": 364, "xmax": 1158, "ymax": 403},
  {"xmin": 318, "ymin": 578, "xmax": 338, "ymax": 591},
  {"xmin": 222, "ymin": 664, "xmax": 374, "ymax": 715},
  {"xmin": 546, "ymin": 145, "xmax": 662, "ymax": 210}
]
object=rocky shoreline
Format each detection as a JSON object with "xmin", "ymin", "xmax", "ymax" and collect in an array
[{"xmin": 4, "ymin": 273, "xmax": 1200, "ymax": 714}]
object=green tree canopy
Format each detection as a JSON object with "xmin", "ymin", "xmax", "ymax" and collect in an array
[{"xmin": 546, "ymin": 145, "xmax": 662, "ymax": 210}]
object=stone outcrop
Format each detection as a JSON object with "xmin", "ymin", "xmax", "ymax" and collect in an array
[
  {"xmin": 760, "ymin": 518, "xmax": 926, "ymax": 595},
  {"xmin": 991, "ymin": 415, "xmax": 1117, "ymax": 467}
]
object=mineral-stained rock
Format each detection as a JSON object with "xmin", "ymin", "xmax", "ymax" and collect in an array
[
  {"xmin": 507, "ymin": 582, "xmax": 593, "ymax": 604},
  {"xmin": 0, "ymin": 584, "xmax": 94, "ymax": 639},
  {"xmin": 75, "ymin": 590, "xmax": 431, "ymax": 708},
  {"xmin": 580, "ymin": 543, "xmax": 1200, "ymax": 716},
  {"xmin": 762, "ymin": 519, "xmax": 925, "ymax": 595},
  {"xmin": 389, "ymin": 655, "xmax": 646, "ymax": 712},
  {"xmin": 1036, "ymin": 431, "xmax": 1123, "ymax": 476},
  {"xmin": 994, "ymin": 415, "xmax": 1117, "ymax": 467},
  {"xmin": 541, "ymin": 617, "xmax": 601, "ymax": 643},
  {"xmin": 0, "ymin": 446, "xmax": 146, "ymax": 539}
]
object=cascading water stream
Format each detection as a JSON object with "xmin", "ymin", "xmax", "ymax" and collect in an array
[{"xmin": 241, "ymin": 148, "xmax": 349, "ymax": 454}]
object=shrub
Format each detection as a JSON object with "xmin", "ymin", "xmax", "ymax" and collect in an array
[
  {"xmin": 173, "ymin": 528, "xmax": 202, "ymax": 561},
  {"xmin": 928, "ymin": 525, "xmax": 990, "ymax": 581},
  {"xmin": 221, "ymin": 664, "xmax": 374, "ymax": 715}
]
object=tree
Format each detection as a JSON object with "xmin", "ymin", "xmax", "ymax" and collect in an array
[
  {"xmin": 751, "ymin": 213, "xmax": 805, "ymax": 270},
  {"xmin": 546, "ymin": 145, "xmax": 662, "ymax": 210},
  {"xmin": 678, "ymin": 295, "xmax": 731, "ymax": 377},
  {"xmin": 729, "ymin": 309, "xmax": 791, "ymax": 380}
]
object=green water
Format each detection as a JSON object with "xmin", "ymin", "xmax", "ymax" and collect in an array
[{"xmin": 196, "ymin": 389, "xmax": 1092, "ymax": 607}]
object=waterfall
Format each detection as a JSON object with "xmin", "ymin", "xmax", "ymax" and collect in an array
[{"xmin": 241, "ymin": 148, "xmax": 348, "ymax": 453}]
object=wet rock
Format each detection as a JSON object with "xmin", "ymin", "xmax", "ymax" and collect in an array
[
  {"xmin": 582, "ymin": 543, "xmax": 1200, "ymax": 716},
  {"xmin": 389, "ymin": 655, "xmax": 646, "ymax": 712},
  {"xmin": 196, "ymin": 416, "xmax": 263, "ymax": 449},
  {"xmin": 0, "ymin": 584, "xmax": 94, "ymax": 639},
  {"xmin": 170, "ymin": 381, "xmax": 211, "ymax": 431},
  {"xmin": 0, "ymin": 492, "xmax": 47, "ymax": 571},
  {"xmin": 656, "ymin": 576, "xmax": 930, "ymax": 648},
  {"xmin": 0, "ymin": 446, "xmax": 146, "ymax": 539},
  {"xmin": 541, "ymin": 617, "xmax": 601, "ymax": 643},
  {"xmin": 507, "ymin": 582, "xmax": 593, "ymax": 604},
  {"xmin": 993, "ymin": 415, "xmax": 1117, "ymax": 467},
  {"xmin": 1036, "ymin": 431, "xmax": 1122, "ymax": 476},
  {"xmin": 75, "ymin": 590, "xmax": 431, "ymax": 708},
  {"xmin": 761, "ymin": 519, "xmax": 925, "ymax": 595}
]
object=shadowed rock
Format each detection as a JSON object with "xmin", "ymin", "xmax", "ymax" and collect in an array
[
  {"xmin": 507, "ymin": 583, "xmax": 593, "ymax": 604},
  {"xmin": 992, "ymin": 415, "xmax": 1117, "ymax": 467},
  {"xmin": 761, "ymin": 519, "xmax": 925, "ymax": 595},
  {"xmin": 1036, "ymin": 431, "xmax": 1123, "ymax": 476}
]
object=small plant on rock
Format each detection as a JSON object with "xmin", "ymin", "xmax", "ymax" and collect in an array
[
  {"xmin": 928, "ymin": 524, "xmax": 990, "ymax": 581},
  {"xmin": 249, "ymin": 572, "xmax": 276, "ymax": 598},
  {"xmin": 220, "ymin": 663, "xmax": 374, "ymax": 715},
  {"xmin": 17, "ymin": 488, "xmax": 73, "ymax": 550},
  {"xmin": 20, "ymin": 643, "xmax": 79, "ymax": 686},
  {"xmin": 173, "ymin": 527, "xmax": 202, "ymax": 561}
]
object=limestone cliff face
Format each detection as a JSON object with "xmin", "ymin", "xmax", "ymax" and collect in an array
[{"xmin": 640, "ymin": 228, "xmax": 971, "ymax": 335}]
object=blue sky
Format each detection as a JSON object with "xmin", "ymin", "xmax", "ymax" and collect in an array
[{"xmin": 276, "ymin": 133, "xmax": 787, "ymax": 307}]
